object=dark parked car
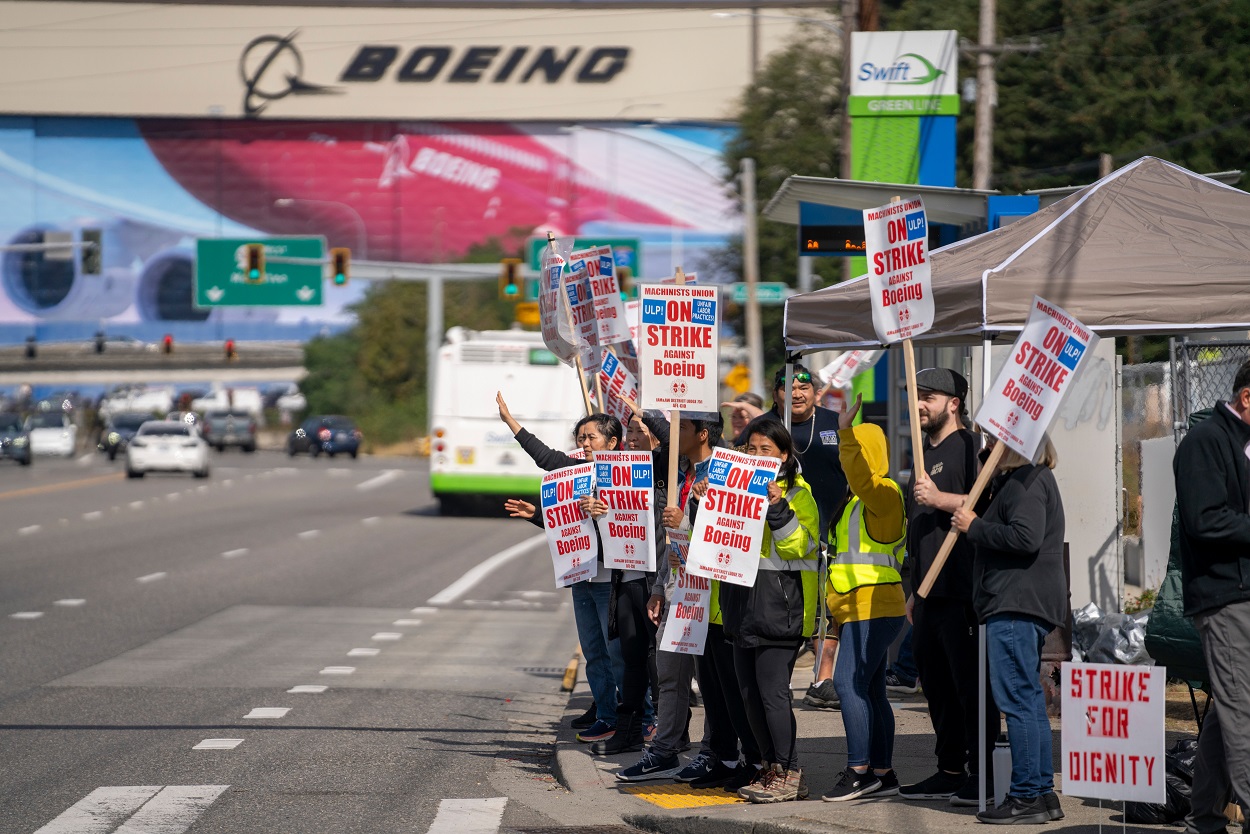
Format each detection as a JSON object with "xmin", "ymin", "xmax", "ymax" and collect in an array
[
  {"xmin": 100, "ymin": 412, "xmax": 150, "ymax": 460},
  {"xmin": 0, "ymin": 412, "xmax": 31, "ymax": 466},
  {"xmin": 202, "ymin": 409, "xmax": 258, "ymax": 452},
  {"xmin": 287, "ymin": 415, "xmax": 361, "ymax": 458}
]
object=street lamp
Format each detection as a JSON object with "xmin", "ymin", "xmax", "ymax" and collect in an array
[{"xmin": 273, "ymin": 198, "xmax": 368, "ymax": 259}]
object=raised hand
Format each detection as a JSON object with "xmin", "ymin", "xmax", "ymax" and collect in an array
[
  {"xmin": 838, "ymin": 393, "xmax": 863, "ymax": 431},
  {"xmin": 504, "ymin": 498, "xmax": 535, "ymax": 519}
]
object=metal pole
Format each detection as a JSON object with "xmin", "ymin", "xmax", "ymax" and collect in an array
[
  {"xmin": 426, "ymin": 274, "xmax": 443, "ymax": 435},
  {"xmin": 979, "ymin": 336, "xmax": 992, "ymax": 812},
  {"xmin": 742, "ymin": 158, "xmax": 765, "ymax": 397},
  {"xmin": 797, "ymin": 255, "xmax": 814, "ymax": 294},
  {"xmin": 972, "ymin": 0, "xmax": 997, "ymax": 190}
]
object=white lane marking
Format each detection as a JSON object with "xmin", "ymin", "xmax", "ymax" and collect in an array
[
  {"xmin": 129, "ymin": 501, "xmax": 144, "ymax": 510},
  {"xmin": 347, "ymin": 648, "xmax": 379, "ymax": 657},
  {"xmin": 426, "ymin": 534, "xmax": 545, "ymax": 606},
  {"xmin": 221, "ymin": 479, "xmax": 233, "ymax": 487},
  {"xmin": 517, "ymin": 590, "xmax": 558, "ymax": 599},
  {"xmin": 320, "ymin": 666, "xmax": 355, "ymax": 675},
  {"xmin": 221, "ymin": 549, "xmax": 249, "ymax": 560},
  {"xmin": 410, "ymin": 606, "xmax": 437, "ymax": 615},
  {"xmin": 75, "ymin": 453, "xmax": 94, "ymax": 466},
  {"xmin": 425, "ymin": 797, "xmax": 508, "ymax": 834},
  {"xmin": 362, "ymin": 516, "xmax": 380, "ymax": 525},
  {"xmin": 287, "ymin": 685, "xmax": 327, "ymax": 694},
  {"xmin": 82, "ymin": 511, "xmax": 103, "ymax": 521},
  {"xmin": 243, "ymin": 708, "xmax": 289, "ymax": 719},
  {"xmin": 112, "ymin": 784, "xmax": 230, "ymax": 834},
  {"xmin": 355, "ymin": 470, "xmax": 402, "ymax": 492},
  {"xmin": 326, "ymin": 468, "xmax": 350, "ymax": 477},
  {"xmin": 297, "ymin": 530, "xmax": 320, "ymax": 540},
  {"xmin": 55, "ymin": 599, "xmax": 86, "ymax": 607},
  {"xmin": 19, "ymin": 524, "xmax": 41, "ymax": 535},
  {"xmin": 10, "ymin": 611, "xmax": 43, "ymax": 620},
  {"xmin": 393, "ymin": 619, "xmax": 423, "ymax": 626},
  {"xmin": 165, "ymin": 493, "xmax": 181, "ymax": 502},
  {"xmin": 32, "ymin": 785, "xmax": 161, "ymax": 833},
  {"xmin": 136, "ymin": 573, "xmax": 167, "ymax": 584},
  {"xmin": 195, "ymin": 486, "xmax": 209, "ymax": 494},
  {"xmin": 192, "ymin": 739, "xmax": 242, "ymax": 750},
  {"xmin": 371, "ymin": 632, "xmax": 402, "ymax": 641}
]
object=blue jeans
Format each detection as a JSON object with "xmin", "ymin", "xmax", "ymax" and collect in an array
[
  {"xmin": 890, "ymin": 627, "xmax": 917, "ymax": 682},
  {"xmin": 572, "ymin": 580, "xmax": 619, "ymax": 726},
  {"xmin": 834, "ymin": 615, "xmax": 905, "ymax": 769},
  {"xmin": 986, "ymin": 614, "xmax": 1053, "ymax": 799}
]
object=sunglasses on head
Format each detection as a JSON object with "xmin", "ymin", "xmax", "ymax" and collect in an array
[{"xmin": 776, "ymin": 371, "xmax": 813, "ymax": 386}]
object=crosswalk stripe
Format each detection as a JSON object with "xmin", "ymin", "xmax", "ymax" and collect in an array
[
  {"xmin": 33, "ymin": 787, "xmax": 162, "ymax": 833},
  {"xmin": 425, "ymin": 797, "xmax": 507, "ymax": 834},
  {"xmin": 112, "ymin": 785, "xmax": 229, "ymax": 834}
]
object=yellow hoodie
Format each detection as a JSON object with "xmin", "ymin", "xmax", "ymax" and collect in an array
[{"xmin": 827, "ymin": 422, "xmax": 907, "ymax": 624}]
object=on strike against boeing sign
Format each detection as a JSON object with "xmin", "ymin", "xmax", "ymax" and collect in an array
[
  {"xmin": 864, "ymin": 196, "xmax": 933, "ymax": 343},
  {"xmin": 637, "ymin": 284, "xmax": 719, "ymax": 412}
]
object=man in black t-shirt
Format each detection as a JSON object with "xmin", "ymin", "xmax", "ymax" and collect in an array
[{"xmin": 899, "ymin": 368, "xmax": 1000, "ymax": 805}]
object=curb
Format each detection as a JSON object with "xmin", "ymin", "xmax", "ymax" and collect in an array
[{"xmin": 625, "ymin": 813, "xmax": 863, "ymax": 834}]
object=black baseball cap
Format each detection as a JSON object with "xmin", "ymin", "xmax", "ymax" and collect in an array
[{"xmin": 915, "ymin": 368, "xmax": 969, "ymax": 402}]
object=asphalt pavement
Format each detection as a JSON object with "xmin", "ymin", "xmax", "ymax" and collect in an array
[{"xmin": 0, "ymin": 449, "xmax": 636, "ymax": 834}]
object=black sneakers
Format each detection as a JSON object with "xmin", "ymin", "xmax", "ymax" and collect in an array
[
  {"xmin": 901, "ymin": 769, "xmax": 965, "ymax": 799},
  {"xmin": 803, "ymin": 679, "xmax": 841, "ymax": 709},
  {"xmin": 821, "ymin": 767, "xmax": 882, "ymax": 802},
  {"xmin": 976, "ymin": 794, "xmax": 1051, "ymax": 825},
  {"xmin": 673, "ymin": 752, "xmax": 715, "ymax": 783},
  {"xmin": 689, "ymin": 760, "xmax": 739, "ymax": 789},
  {"xmin": 570, "ymin": 702, "xmax": 597, "ymax": 730},
  {"xmin": 875, "ymin": 769, "xmax": 900, "ymax": 797},
  {"xmin": 950, "ymin": 772, "xmax": 993, "ymax": 807},
  {"xmin": 615, "ymin": 749, "xmax": 682, "ymax": 782},
  {"xmin": 1042, "ymin": 791, "xmax": 1063, "ymax": 820}
]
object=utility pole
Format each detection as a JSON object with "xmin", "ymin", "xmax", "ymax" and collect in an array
[
  {"xmin": 967, "ymin": 0, "xmax": 1043, "ymax": 190},
  {"xmin": 741, "ymin": 158, "xmax": 765, "ymax": 397}
]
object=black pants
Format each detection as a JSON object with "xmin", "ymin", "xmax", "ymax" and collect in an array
[
  {"xmin": 696, "ymin": 624, "xmax": 759, "ymax": 764},
  {"xmin": 734, "ymin": 641, "xmax": 801, "ymax": 769},
  {"xmin": 913, "ymin": 597, "xmax": 1000, "ymax": 774},
  {"xmin": 615, "ymin": 577, "xmax": 658, "ymax": 717}
]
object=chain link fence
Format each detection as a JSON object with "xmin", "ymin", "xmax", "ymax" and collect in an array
[{"xmin": 1171, "ymin": 339, "xmax": 1250, "ymax": 439}]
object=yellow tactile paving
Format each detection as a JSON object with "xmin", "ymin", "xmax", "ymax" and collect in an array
[{"xmin": 620, "ymin": 783, "xmax": 746, "ymax": 808}]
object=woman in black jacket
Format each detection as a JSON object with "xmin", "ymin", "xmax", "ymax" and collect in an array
[{"xmin": 952, "ymin": 435, "xmax": 1065, "ymax": 825}]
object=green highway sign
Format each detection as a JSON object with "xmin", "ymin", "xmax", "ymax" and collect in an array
[
  {"xmin": 195, "ymin": 237, "xmax": 325, "ymax": 307},
  {"xmin": 728, "ymin": 282, "xmax": 792, "ymax": 305},
  {"xmin": 525, "ymin": 237, "xmax": 642, "ymax": 274}
]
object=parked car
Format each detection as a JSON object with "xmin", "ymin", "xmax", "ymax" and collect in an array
[
  {"xmin": 287, "ymin": 415, "xmax": 361, "ymax": 458},
  {"xmin": 201, "ymin": 409, "xmax": 258, "ymax": 452},
  {"xmin": 27, "ymin": 412, "xmax": 76, "ymax": 457},
  {"xmin": 100, "ymin": 412, "xmax": 150, "ymax": 460},
  {"xmin": 0, "ymin": 412, "xmax": 31, "ymax": 466},
  {"xmin": 126, "ymin": 420, "xmax": 210, "ymax": 478}
]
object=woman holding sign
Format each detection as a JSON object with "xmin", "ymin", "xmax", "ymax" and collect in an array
[
  {"xmin": 717, "ymin": 416, "xmax": 820, "ymax": 804},
  {"xmin": 951, "ymin": 435, "xmax": 1065, "ymax": 825}
]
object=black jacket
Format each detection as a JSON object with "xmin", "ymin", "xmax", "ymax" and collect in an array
[
  {"xmin": 968, "ymin": 463, "xmax": 1067, "ymax": 629},
  {"xmin": 1173, "ymin": 402, "xmax": 1250, "ymax": 617}
]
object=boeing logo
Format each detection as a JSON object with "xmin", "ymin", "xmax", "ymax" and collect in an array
[
  {"xmin": 857, "ymin": 52, "xmax": 945, "ymax": 85},
  {"xmin": 340, "ymin": 44, "xmax": 630, "ymax": 85},
  {"xmin": 239, "ymin": 32, "xmax": 340, "ymax": 117}
]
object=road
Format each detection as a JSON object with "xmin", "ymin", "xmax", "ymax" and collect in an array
[{"xmin": 0, "ymin": 451, "xmax": 618, "ymax": 834}]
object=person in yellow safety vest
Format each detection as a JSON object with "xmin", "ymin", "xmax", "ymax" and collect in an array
[
  {"xmin": 819, "ymin": 394, "xmax": 908, "ymax": 803},
  {"xmin": 719, "ymin": 416, "xmax": 820, "ymax": 804}
]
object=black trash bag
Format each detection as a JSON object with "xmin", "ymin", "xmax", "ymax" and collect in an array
[{"xmin": 1124, "ymin": 737, "xmax": 1199, "ymax": 825}]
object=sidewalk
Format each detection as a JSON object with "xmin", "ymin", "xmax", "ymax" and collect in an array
[{"xmin": 552, "ymin": 662, "xmax": 1187, "ymax": 834}]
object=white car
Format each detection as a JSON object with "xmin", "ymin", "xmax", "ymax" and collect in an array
[
  {"xmin": 26, "ymin": 412, "xmax": 77, "ymax": 457},
  {"xmin": 125, "ymin": 421, "xmax": 210, "ymax": 479}
]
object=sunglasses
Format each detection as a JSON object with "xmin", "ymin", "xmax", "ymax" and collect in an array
[{"xmin": 776, "ymin": 371, "xmax": 813, "ymax": 386}]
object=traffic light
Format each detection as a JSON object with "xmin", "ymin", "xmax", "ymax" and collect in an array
[
  {"xmin": 224, "ymin": 339, "xmax": 237, "ymax": 361},
  {"xmin": 81, "ymin": 228, "xmax": 102, "ymax": 275},
  {"xmin": 330, "ymin": 247, "xmax": 350, "ymax": 286},
  {"xmin": 244, "ymin": 243, "xmax": 265, "ymax": 283},
  {"xmin": 499, "ymin": 258, "xmax": 523, "ymax": 301},
  {"xmin": 162, "ymin": 334, "xmax": 174, "ymax": 354}
]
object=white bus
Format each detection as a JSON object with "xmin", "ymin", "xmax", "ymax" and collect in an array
[{"xmin": 429, "ymin": 327, "xmax": 586, "ymax": 514}]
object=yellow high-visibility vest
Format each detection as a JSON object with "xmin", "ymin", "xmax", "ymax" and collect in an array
[{"xmin": 827, "ymin": 484, "xmax": 906, "ymax": 594}]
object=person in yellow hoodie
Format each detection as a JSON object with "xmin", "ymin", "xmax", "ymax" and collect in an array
[
  {"xmin": 718, "ymin": 415, "xmax": 821, "ymax": 804},
  {"xmin": 819, "ymin": 394, "xmax": 908, "ymax": 802}
]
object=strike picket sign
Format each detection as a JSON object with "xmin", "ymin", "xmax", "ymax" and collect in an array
[
  {"xmin": 637, "ymin": 283, "xmax": 720, "ymax": 412},
  {"xmin": 595, "ymin": 349, "xmax": 640, "ymax": 424},
  {"xmin": 592, "ymin": 451, "xmax": 656, "ymax": 572},
  {"xmin": 1061, "ymin": 662, "xmax": 1165, "ymax": 803},
  {"xmin": 684, "ymin": 447, "xmax": 780, "ymax": 588},
  {"xmin": 538, "ymin": 247, "xmax": 579, "ymax": 366},
  {"xmin": 864, "ymin": 196, "xmax": 934, "ymax": 343},
  {"xmin": 977, "ymin": 296, "xmax": 1101, "ymax": 460},
  {"xmin": 571, "ymin": 245, "xmax": 631, "ymax": 346},
  {"xmin": 659, "ymin": 551, "xmax": 712, "ymax": 655},
  {"xmin": 539, "ymin": 463, "xmax": 598, "ymax": 587}
]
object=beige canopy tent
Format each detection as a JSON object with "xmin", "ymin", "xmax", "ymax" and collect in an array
[{"xmin": 783, "ymin": 157, "xmax": 1250, "ymax": 351}]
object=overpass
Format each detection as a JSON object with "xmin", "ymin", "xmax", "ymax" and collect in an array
[{"xmin": 0, "ymin": 342, "xmax": 305, "ymax": 386}]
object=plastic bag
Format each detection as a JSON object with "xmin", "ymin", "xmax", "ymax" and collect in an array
[{"xmin": 1124, "ymin": 738, "xmax": 1198, "ymax": 824}]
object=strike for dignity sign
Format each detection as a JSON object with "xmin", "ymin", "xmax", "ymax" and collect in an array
[
  {"xmin": 540, "ymin": 463, "xmax": 597, "ymax": 587},
  {"xmin": 864, "ymin": 196, "xmax": 933, "ymax": 343},
  {"xmin": 977, "ymin": 296, "xmax": 1100, "ymax": 460},
  {"xmin": 685, "ymin": 448, "xmax": 780, "ymax": 588},
  {"xmin": 638, "ymin": 284, "xmax": 719, "ymax": 412},
  {"xmin": 1061, "ymin": 662, "xmax": 1165, "ymax": 803},
  {"xmin": 593, "ymin": 451, "xmax": 656, "ymax": 572}
]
